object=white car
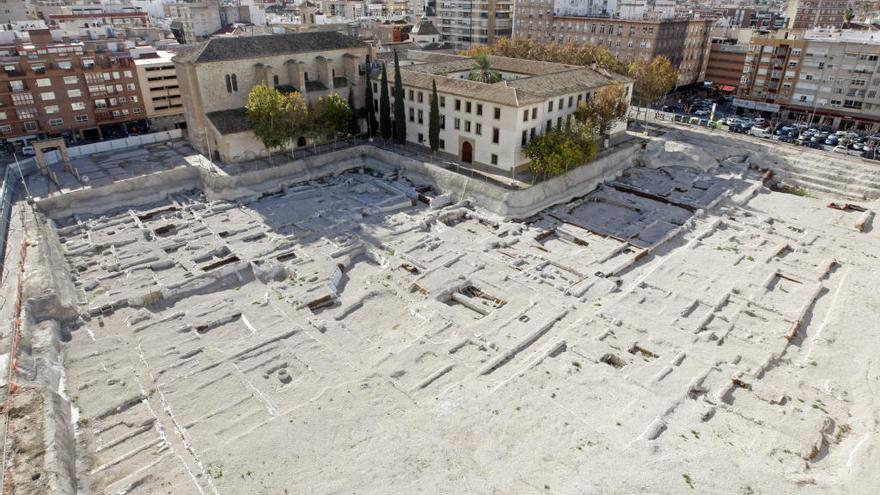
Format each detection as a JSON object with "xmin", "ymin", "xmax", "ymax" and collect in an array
[{"xmin": 20, "ymin": 145, "xmax": 35, "ymax": 156}]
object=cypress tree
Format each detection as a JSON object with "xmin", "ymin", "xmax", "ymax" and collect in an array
[
  {"xmin": 393, "ymin": 50, "xmax": 406, "ymax": 144},
  {"xmin": 364, "ymin": 71, "xmax": 377, "ymax": 137},
  {"xmin": 379, "ymin": 64, "xmax": 391, "ymax": 141},
  {"xmin": 428, "ymin": 79, "xmax": 440, "ymax": 154},
  {"xmin": 347, "ymin": 87, "xmax": 359, "ymax": 136}
]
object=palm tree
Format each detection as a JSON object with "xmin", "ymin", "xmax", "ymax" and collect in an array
[{"xmin": 468, "ymin": 55, "xmax": 502, "ymax": 84}]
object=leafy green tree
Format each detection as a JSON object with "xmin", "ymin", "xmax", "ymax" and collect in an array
[
  {"xmin": 844, "ymin": 7, "xmax": 854, "ymax": 28},
  {"xmin": 629, "ymin": 56, "xmax": 678, "ymax": 125},
  {"xmin": 393, "ymin": 50, "xmax": 406, "ymax": 144},
  {"xmin": 428, "ymin": 79, "xmax": 440, "ymax": 154},
  {"xmin": 347, "ymin": 87, "xmax": 360, "ymax": 136},
  {"xmin": 524, "ymin": 124, "xmax": 598, "ymax": 179},
  {"xmin": 287, "ymin": 90, "xmax": 310, "ymax": 145},
  {"xmin": 312, "ymin": 93, "xmax": 353, "ymax": 147},
  {"xmin": 246, "ymin": 84, "xmax": 292, "ymax": 160},
  {"xmin": 364, "ymin": 72, "xmax": 378, "ymax": 137},
  {"xmin": 468, "ymin": 55, "xmax": 502, "ymax": 83},
  {"xmin": 575, "ymin": 82, "xmax": 629, "ymax": 146},
  {"xmin": 379, "ymin": 63, "xmax": 392, "ymax": 141}
]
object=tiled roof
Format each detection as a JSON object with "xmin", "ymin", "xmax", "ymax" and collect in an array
[
  {"xmin": 411, "ymin": 19, "xmax": 440, "ymax": 36},
  {"xmin": 181, "ymin": 32, "xmax": 367, "ymax": 64},
  {"xmin": 398, "ymin": 54, "xmax": 625, "ymax": 106},
  {"xmin": 206, "ymin": 108, "xmax": 251, "ymax": 135}
]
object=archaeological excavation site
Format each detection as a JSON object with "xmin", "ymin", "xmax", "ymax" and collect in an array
[{"xmin": 1, "ymin": 128, "xmax": 879, "ymax": 494}]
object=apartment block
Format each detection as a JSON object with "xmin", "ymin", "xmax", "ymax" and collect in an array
[
  {"xmin": 786, "ymin": 0, "xmax": 849, "ymax": 30},
  {"xmin": 166, "ymin": 0, "xmax": 223, "ymax": 44},
  {"xmin": 134, "ymin": 49, "xmax": 184, "ymax": 131},
  {"xmin": 0, "ymin": 28, "xmax": 146, "ymax": 147},
  {"xmin": 737, "ymin": 30, "xmax": 880, "ymax": 130},
  {"xmin": 436, "ymin": 0, "xmax": 513, "ymax": 48},
  {"xmin": 513, "ymin": 2, "xmax": 713, "ymax": 86},
  {"xmin": 705, "ymin": 41, "xmax": 748, "ymax": 90},
  {"xmin": 0, "ymin": 0, "xmax": 32, "ymax": 24}
]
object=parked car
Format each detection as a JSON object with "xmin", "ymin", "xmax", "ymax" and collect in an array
[
  {"xmin": 20, "ymin": 145, "xmax": 34, "ymax": 156},
  {"xmin": 825, "ymin": 136, "xmax": 839, "ymax": 146},
  {"xmin": 749, "ymin": 127, "xmax": 771, "ymax": 138}
]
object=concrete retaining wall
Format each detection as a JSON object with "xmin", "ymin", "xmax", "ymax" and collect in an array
[
  {"xmin": 203, "ymin": 142, "xmax": 642, "ymax": 220},
  {"xmin": 39, "ymin": 129, "xmax": 184, "ymax": 165}
]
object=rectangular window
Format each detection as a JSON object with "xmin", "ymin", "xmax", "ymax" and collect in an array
[
  {"xmin": 466, "ymin": 101, "xmax": 472, "ymax": 113},
  {"xmin": 523, "ymin": 110, "xmax": 528, "ymax": 122},
  {"xmin": 409, "ymin": 90, "xmax": 414, "ymax": 101},
  {"xmin": 75, "ymin": 114, "xmax": 88, "ymax": 123},
  {"xmin": 0, "ymin": 125, "xmax": 10, "ymax": 133},
  {"xmin": 41, "ymin": 91, "xmax": 55, "ymax": 101},
  {"xmin": 133, "ymin": 107, "xmax": 141, "ymax": 114},
  {"xmin": 475, "ymin": 123, "xmax": 482, "ymax": 135},
  {"xmin": 49, "ymin": 118, "xmax": 63, "ymax": 127},
  {"xmin": 37, "ymin": 78, "xmax": 51, "ymax": 87},
  {"xmin": 548, "ymin": 100, "xmax": 554, "ymax": 112},
  {"xmin": 491, "ymin": 154, "xmax": 498, "ymax": 165},
  {"xmin": 454, "ymin": 117, "xmax": 460, "ymax": 129},
  {"xmin": 58, "ymin": 60, "xmax": 72, "ymax": 70},
  {"xmin": 531, "ymin": 107, "xmax": 537, "ymax": 119},
  {"xmin": 530, "ymin": 128, "xmax": 536, "ymax": 140},
  {"xmin": 24, "ymin": 121, "xmax": 38, "ymax": 131},
  {"xmin": 418, "ymin": 132, "xmax": 424, "ymax": 142},
  {"xmin": 417, "ymin": 92, "xmax": 423, "ymax": 103},
  {"xmin": 492, "ymin": 127, "xmax": 499, "ymax": 144},
  {"xmin": 68, "ymin": 89, "xmax": 81, "ymax": 98},
  {"xmin": 494, "ymin": 107, "xmax": 500, "ymax": 119},
  {"xmin": 71, "ymin": 102, "xmax": 85, "ymax": 111},
  {"xmin": 568, "ymin": 96, "xmax": 573, "ymax": 107},
  {"xmin": 476, "ymin": 104, "xmax": 482, "ymax": 115},
  {"xmin": 64, "ymin": 75, "xmax": 78, "ymax": 84},
  {"xmin": 0, "ymin": 112, "xmax": 5, "ymax": 120},
  {"xmin": 440, "ymin": 115, "xmax": 445, "ymax": 129},
  {"xmin": 465, "ymin": 120, "xmax": 471, "ymax": 132},
  {"xmin": 409, "ymin": 108, "xmax": 414, "ymax": 121},
  {"xmin": 440, "ymin": 96, "xmax": 445, "ymax": 107},
  {"xmin": 455, "ymin": 99, "xmax": 461, "ymax": 111},
  {"xmin": 439, "ymin": 139, "xmax": 445, "ymax": 150},
  {"xmin": 521, "ymin": 130, "xmax": 527, "ymax": 146},
  {"xmin": 45, "ymin": 105, "xmax": 60, "ymax": 114},
  {"xmin": 546, "ymin": 119, "xmax": 551, "ymax": 130},
  {"xmin": 417, "ymin": 109, "xmax": 423, "ymax": 124}
]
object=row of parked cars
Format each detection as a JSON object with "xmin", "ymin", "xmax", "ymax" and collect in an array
[{"xmin": 723, "ymin": 118, "xmax": 880, "ymax": 159}]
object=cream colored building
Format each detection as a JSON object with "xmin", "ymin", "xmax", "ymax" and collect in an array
[
  {"xmin": 173, "ymin": 31, "xmax": 375, "ymax": 162},
  {"xmin": 165, "ymin": 0, "xmax": 223, "ymax": 44},
  {"xmin": 134, "ymin": 50, "xmax": 185, "ymax": 131},
  {"xmin": 378, "ymin": 51, "xmax": 631, "ymax": 173}
]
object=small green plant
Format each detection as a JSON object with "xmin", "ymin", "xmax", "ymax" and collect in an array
[{"xmin": 682, "ymin": 473, "xmax": 694, "ymax": 489}]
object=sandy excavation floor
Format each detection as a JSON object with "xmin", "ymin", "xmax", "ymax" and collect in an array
[{"xmin": 46, "ymin": 161, "xmax": 880, "ymax": 494}]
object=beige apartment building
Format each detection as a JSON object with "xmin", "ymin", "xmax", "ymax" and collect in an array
[
  {"xmin": 174, "ymin": 31, "xmax": 375, "ymax": 162},
  {"xmin": 134, "ymin": 50, "xmax": 184, "ymax": 131},
  {"xmin": 737, "ymin": 29, "xmax": 880, "ymax": 130},
  {"xmin": 513, "ymin": 0, "xmax": 713, "ymax": 86}
]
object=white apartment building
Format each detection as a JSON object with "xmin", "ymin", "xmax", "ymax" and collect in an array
[
  {"xmin": 436, "ymin": 0, "xmax": 512, "ymax": 48},
  {"xmin": 0, "ymin": 0, "xmax": 31, "ymax": 24},
  {"xmin": 379, "ymin": 52, "xmax": 631, "ymax": 173},
  {"xmin": 165, "ymin": 0, "xmax": 223, "ymax": 44}
]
